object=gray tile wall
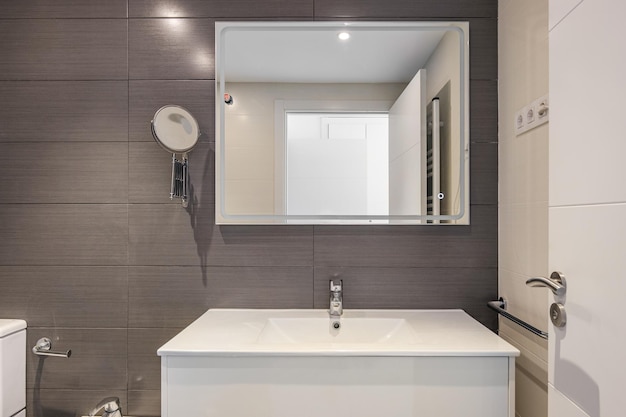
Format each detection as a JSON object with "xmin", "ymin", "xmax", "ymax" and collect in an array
[{"xmin": 0, "ymin": 1, "xmax": 497, "ymax": 415}]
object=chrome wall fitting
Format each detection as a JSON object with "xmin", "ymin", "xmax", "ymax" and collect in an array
[
  {"xmin": 32, "ymin": 337, "xmax": 71, "ymax": 358},
  {"xmin": 550, "ymin": 303, "xmax": 567, "ymax": 327}
]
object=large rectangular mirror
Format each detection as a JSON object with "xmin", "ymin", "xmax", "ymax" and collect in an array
[{"xmin": 216, "ymin": 21, "xmax": 469, "ymax": 225}]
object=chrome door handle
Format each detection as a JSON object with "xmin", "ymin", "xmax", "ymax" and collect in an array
[{"xmin": 526, "ymin": 271, "xmax": 567, "ymax": 296}]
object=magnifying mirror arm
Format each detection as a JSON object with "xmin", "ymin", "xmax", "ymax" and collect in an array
[{"xmin": 170, "ymin": 153, "xmax": 190, "ymax": 208}]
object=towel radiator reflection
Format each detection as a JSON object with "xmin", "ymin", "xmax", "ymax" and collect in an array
[{"xmin": 426, "ymin": 97, "xmax": 441, "ymax": 222}]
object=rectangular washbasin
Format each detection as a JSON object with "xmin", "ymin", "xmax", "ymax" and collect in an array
[
  {"xmin": 257, "ymin": 317, "xmax": 417, "ymax": 344},
  {"xmin": 157, "ymin": 309, "xmax": 520, "ymax": 356}
]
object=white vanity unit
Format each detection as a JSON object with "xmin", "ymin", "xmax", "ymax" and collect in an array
[{"xmin": 158, "ymin": 309, "xmax": 519, "ymax": 417}]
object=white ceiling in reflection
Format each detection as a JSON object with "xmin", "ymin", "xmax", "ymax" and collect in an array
[{"xmin": 222, "ymin": 26, "xmax": 448, "ymax": 84}]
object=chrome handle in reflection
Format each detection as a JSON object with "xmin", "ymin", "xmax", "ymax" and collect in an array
[
  {"xmin": 32, "ymin": 337, "xmax": 71, "ymax": 358},
  {"xmin": 526, "ymin": 271, "xmax": 567, "ymax": 296}
]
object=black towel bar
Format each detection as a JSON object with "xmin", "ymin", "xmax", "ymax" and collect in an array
[{"xmin": 488, "ymin": 298, "xmax": 549, "ymax": 340}]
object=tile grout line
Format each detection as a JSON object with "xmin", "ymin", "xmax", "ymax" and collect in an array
[{"xmin": 126, "ymin": 3, "xmax": 131, "ymax": 399}]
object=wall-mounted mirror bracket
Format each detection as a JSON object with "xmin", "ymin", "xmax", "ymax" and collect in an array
[{"xmin": 151, "ymin": 105, "xmax": 200, "ymax": 208}]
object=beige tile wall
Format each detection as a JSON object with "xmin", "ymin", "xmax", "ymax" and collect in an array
[{"xmin": 498, "ymin": 0, "xmax": 549, "ymax": 415}]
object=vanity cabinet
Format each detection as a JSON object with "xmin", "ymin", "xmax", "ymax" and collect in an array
[
  {"xmin": 161, "ymin": 355, "xmax": 514, "ymax": 417},
  {"xmin": 159, "ymin": 309, "xmax": 518, "ymax": 417}
]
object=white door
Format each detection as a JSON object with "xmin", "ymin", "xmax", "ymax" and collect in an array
[
  {"xmin": 548, "ymin": 0, "xmax": 626, "ymax": 416},
  {"xmin": 388, "ymin": 69, "xmax": 427, "ymax": 215}
]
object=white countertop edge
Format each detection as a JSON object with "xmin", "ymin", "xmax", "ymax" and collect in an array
[{"xmin": 158, "ymin": 349, "xmax": 520, "ymax": 357}]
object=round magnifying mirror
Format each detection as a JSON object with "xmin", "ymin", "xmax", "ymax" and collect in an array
[{"xmin": 151, "ymin": 105, "xmax": 200, "ymax": 153}]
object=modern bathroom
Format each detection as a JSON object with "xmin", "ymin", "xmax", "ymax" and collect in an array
[{"xmin": 0, "ymin": 0, "xmax": 622, "ymax": 416}]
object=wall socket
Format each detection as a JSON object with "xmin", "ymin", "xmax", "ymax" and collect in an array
[{"xmin": 514, "ymin": 94, "xmax": 549, "ymax": 136}]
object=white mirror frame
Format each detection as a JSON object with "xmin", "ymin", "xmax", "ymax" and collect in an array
[{"xmin": 215, "ymin": 21, "xmax": 470, "ymax": 225}]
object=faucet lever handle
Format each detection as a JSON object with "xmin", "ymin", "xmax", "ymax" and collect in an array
[
  {"xmin": 89, "ymin": 397, "xmax": 120, "ymax": 416},
  {"xmin": 330, "ymin": 279, "xmax": 342, "ymax": 292}
]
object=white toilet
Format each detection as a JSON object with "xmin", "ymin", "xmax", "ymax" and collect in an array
[{"xmin": 0, "ymin": 319, "xmax": 26, "ymax": 417}]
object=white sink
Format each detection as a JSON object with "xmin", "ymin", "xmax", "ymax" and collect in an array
[
  {"xmin": 159, "ymin": 309, "xmax": 520, "ymax": 417},
  {"xmin": 257, "ymin": 317, "xmax": 417, "ymax": 344},
  {"xmin": 158, "ymin": 309, "xmax": 520, "ymax": 356}
]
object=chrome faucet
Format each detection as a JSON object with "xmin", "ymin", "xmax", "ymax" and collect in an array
[
  {"xmin": 329, "ymin": 280, "xmax": 343, "ymax": 319},
  {"xmin": 89, "ymin": 397, "xmax": 122, "ymax": 417}
]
